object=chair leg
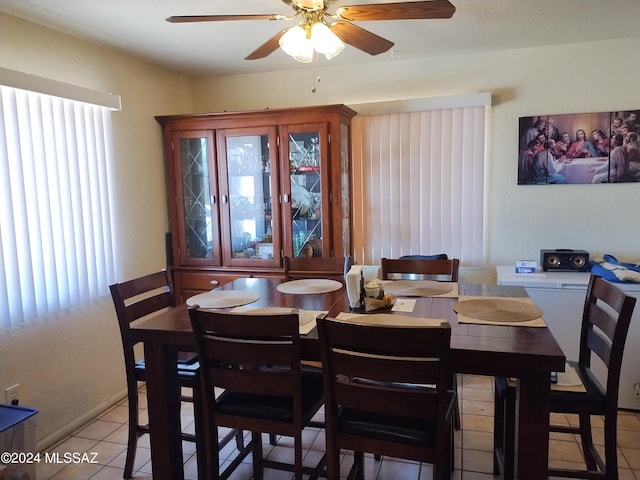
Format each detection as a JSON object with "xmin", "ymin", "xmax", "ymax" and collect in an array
[
  {"xmin": 351, "ymin": 452, "xmax": 364, "ymax": 480},
  {"xmin": 493, "ymin": 384, "xmax": 515, "ymax": 480},
  {"xmin": 235, "ymin": 430, "xmax": 245, "ymax": 450},
  {"xmin": 492, "ymin": 381, "xmax": 503, "ymax": 476},
  {"xmin": 602, "ymin": 413, "xmax": 618, "ymax": 477},
  {"xmin": 577, "ymin": 413, "xmax": 599, "ymax": 471},
  {"xmin": 326, "ymin": 434, "xmax": 341, "ymax": 480},
  {"xmin": 294, "ymin": 433, "xmax": 303, "ymax": 480},
  {"xmin": 123, "ymin": 388, "xmax": 139, "ymax": 479},
  {"xmin": 453, "ymin": 374, "xmax": 461, "ymax": 430},
  {"xmin": 251, "ymin": 432, "xmax": 264, "ymax": 480},
  {"xmin": 503, "ymin": 391, "xmax": 515, "ymax": 480}
]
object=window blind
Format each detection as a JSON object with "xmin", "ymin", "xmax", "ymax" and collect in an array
[
  {"xmin": 0, "ymin": 85, "xmax": 116, "ymax": 328},
  {"xmin": 351, "ymin": 105, "xmax": 486, "ymax": 267}
]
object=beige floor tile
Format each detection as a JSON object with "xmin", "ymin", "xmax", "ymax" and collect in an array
[
  {"xmin": 74, "ymin": 419, "xmax": 122, "ymax": 441},
  {"xmin": 461, "ymin": 413, "xmax": 494, "ymax": 433},
  {"xmin": 48, "ymin": 461, "xmax": 102, "ymax": 479},
  {"xmin": 621, "ymin": 447, "xmax": 640, "ymax": 469},
  {"xmin": 618, "ymin": 429, "xmax": 640, "ymax": 449},
  {"xmin": 462, "ymin": 430, "xmax": 494, "ymax": 452},
  {"xmin": 34, "ymin": 377, "xmax": 639, "ymax": 480},
  {"xmin": 89, "ymin": 465, "xmax": 127, "ymax": 480},
  {"xmin": 591, "ymin": 444, "xmax": 632, "ymax": 470},
  {"xmin": 98, "ymin": 404, "xmax": 130, "ymax": 423},
  {"xmin": 617, "ymin": 469, "xmax": 638, "ymax": 480},
  {"xmin": 461, "ymin": 386, "xmax": 494, "ymax": 402},
  {"xmin": 459, "ymin": 473, "xmax": 497, "ymax": 480},
  {"xmin": 461, "ymin": 375, "xmax": 493, "ymax": 389},
  {"xmin": 462, "ymin": 399, "xmax": 494, "ymax": 417},
  {"xmin": 550, "ymin": 412, "xmax": 571, "ymax": 425},
  {"xmin": 548, "ymin": 438, "xmax": 584, "ymax": 462},
  {"xmin": 462, "ymin": 448, "xmax": 494, "ymax": 474},
  {"xmin": 618, "ymin": 411, "xmax": 640, "ymax": 431},
  {"xmin": 377, "ymin": 458, "xmax": 420, "ymax": 480},
  {"xmin": 89, "ymin": 440, "xmax": 127, "ymax": 465},
  {"xmin": 101, "ymin": 423, "xmax": 130, "ymax": 445}
]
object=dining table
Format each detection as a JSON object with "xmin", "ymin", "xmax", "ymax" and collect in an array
[{"xmin": 130, "ymin": 276, "xmax": 565, "ymax": 480}]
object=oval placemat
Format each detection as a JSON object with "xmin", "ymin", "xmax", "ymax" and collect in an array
[
  {"xmin": 277, "ymin": 279, "xmax": 343, "ymax": 294},
  {"xmin": 383, "ymin": 280, "xmax": 452, "ymax": 297},
  {"xmin": 186, "ymin": 290, "xmax": 260, "ymax": 309},
  {"xmin": 453, "ymin": 298, "xmax": 543, "ymax": 322}
]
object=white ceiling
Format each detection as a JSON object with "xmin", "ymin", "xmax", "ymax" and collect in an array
[{"xmin": 2, "ymin": 0, "xmax": 639, "ymax": 77}]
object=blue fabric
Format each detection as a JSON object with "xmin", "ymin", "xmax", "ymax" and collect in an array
[{"xmin": 589, "ymin": 254, "xmax": 640, "ymax": 283}]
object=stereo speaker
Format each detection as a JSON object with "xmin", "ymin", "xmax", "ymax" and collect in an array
[{"xmin": 540, "ymin": 249, "xmax": 590, "ymax": 272}]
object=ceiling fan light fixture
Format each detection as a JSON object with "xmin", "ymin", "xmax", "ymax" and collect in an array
[
  {"xmin": 310, "ymin": 22, "xmax": 345, "ymax": 60},
  {"xmin": 279, "ymin": 25, "xmax": 314, "ymax": 63}
]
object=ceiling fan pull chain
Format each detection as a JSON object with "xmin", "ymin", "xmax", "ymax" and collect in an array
[{"xmin": 311, "ymin": 52, "xmax": 321, "ymax": 93}]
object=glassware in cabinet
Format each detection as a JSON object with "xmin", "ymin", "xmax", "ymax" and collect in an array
[
  {"xmin": 218, "ymin": 127, "xmax": 280, "ymax": 267},
  {"xmin": 172, "ymin": 131, "xmax": 222, "ymax": 266}
]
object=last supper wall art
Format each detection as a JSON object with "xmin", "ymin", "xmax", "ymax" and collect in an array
[{"xmin": 517, "ymin": 110, "xmax": 639, "ymax": 185}]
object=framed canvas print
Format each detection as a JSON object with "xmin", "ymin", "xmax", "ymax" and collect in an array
[{"xmin": 518, "ymin": 110, "xmax": 639, "ymax": 185}]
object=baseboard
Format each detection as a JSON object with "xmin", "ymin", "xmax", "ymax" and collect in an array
[{"xmin": 36, "ymin": 388, "xmax": 128, "ymax": 452}]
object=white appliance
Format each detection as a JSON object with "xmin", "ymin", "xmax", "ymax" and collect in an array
[{"xmin": 497, "ymin": 266, "xmax": 640, "ymax": 410}]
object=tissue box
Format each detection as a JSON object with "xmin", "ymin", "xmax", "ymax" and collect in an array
[{"xmin": 515, "ymin": 260, "xmax": 537, "ymax": 273}]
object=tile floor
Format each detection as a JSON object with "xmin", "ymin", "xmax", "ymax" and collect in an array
[{"xmin": 35, "ymin": 375, "xmax": 640, "ymax": 479}]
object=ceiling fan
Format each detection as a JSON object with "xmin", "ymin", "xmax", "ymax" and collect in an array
[{"xmin": 167, "ymin": 0, "xmax": 456, "ymax": 63}]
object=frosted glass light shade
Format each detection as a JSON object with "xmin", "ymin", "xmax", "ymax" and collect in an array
[
  {"xmin": 279, "ymin": 26, "xmax": 313, "ymax": 63},
  {"xmin": 311, "ymin": 22, "xmax": 345, "ymax": 60},
  {"xmin": 279, "ymin": 22, "xmax": 345, "ymax": 63}
]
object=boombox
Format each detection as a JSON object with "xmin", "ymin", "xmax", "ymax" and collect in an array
[{"xmin": 540, "ymin": 249, "xmax": 590, "ymax": 272}]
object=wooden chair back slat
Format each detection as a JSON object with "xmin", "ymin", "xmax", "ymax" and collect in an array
[
  {"xmin": 284, "ymin": 255, "xmax": 352, "ymax": 281},
  {"xmin": 380, "ymin": 257, "xmax": 459, "ymax": 281}
]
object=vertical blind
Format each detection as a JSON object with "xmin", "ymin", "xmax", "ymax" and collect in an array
[
  {"xmin": 0, "ymin": 85, "xmax": 116, "ymax": 329},
  {"xmin": 351, "ymin": 106, "xmax": 486, "ymax": 267}
]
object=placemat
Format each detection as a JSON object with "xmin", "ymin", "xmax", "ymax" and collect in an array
[
  {"xmin": 335, "ymin": 312, "xmax": 447, "ymax": 327},
  {"xmin": 230, "ymin": 307, "xmax": 327, "ymax": 334},
  {"xmin": 186, "ymin": 290, "xmax": 260, "ymax": 309},
  {"xmin": 454, "ymin": 296, "xmax": 546, "ymax": 327},
  {"xmin": 382, "ymin": 280, "xmax": 458, "ymax": 298},
  {"xmin": 277, "ymin": 279, "xmax": 343, "ymax": 294},
  {"xmin": 508, "ymin": 363, "xmax": 586, "ymax": 392}
]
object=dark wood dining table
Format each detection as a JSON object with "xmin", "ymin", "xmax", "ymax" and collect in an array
[{"xmin": 130, "ymin": 277, "xmax": 565, "ymax": 480}]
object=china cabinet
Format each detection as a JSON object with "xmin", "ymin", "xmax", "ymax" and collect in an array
[{"xmin": 156, "ymin": 104, "xmax": 356, "ymax": 302}]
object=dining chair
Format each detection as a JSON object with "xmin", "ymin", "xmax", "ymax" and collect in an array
[
  {"xmin": 283, "ymin": 255, "xmax": 353, "ymax": 281},
  {"xmin": 380, "ymin": 256, "xmax": 462, "ymax": 430},
  {"xmin": 317, "ymin": 316, "xmax": 457, "ymax": 480},
  {"xmin": 380, "ymin": 256, "xmax": 459, "ymax": 281},
  {"xmin": 109, "ymin": 270, "xmax": 241, "ymax": 479},
  {"xmin": 188, "ymin": 308, "xmax": 326, "ymax": 480},
  {"xmin": 493, "ymin": 274, "xmax": 636, "ymax": 480}
]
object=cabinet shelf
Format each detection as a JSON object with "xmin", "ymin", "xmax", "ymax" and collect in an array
[{"xmin": 291, "ymin": 166, "xmax": 320, "ymax": 174}]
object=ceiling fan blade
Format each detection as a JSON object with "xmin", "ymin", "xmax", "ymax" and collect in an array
[
  {"xmin": 329, "ymin": 21, "xmax": 394, "ymax": 56},
  {"xmin": 245, "ymin": 29, "xmax": 288, "ymax": 60},
  {"xmin": 166, "ymin": 14, "xmax": 286, "ymax": 23},
  {"xmin": 335, "ymin": 0, "xmax": 455, "ymax": 21}
]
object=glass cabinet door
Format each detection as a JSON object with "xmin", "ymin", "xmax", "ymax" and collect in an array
[
  {"xmin": 173, "ymin": 131, "xmax": 221, "ymax": 266},
  {"xmin": 218, "ymin": 128, "xmax": 280, "ymax": 267},
  {"xmin": 283, "ymin": 123, "xmax": 329, "ymax": 258}
]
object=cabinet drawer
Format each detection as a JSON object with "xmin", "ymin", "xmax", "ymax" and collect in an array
[{"xmin": 173, "ymin": 271, "xmax": 248, "ymax": 304}]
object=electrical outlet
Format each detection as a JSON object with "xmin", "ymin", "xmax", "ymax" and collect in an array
[
  {"xmin": 4, "ymin": 384, "xmax": 20, "ymax": 405},
  {"xmin": 632, "ymin": 382, "xmax": 640, "ymax": 398}
]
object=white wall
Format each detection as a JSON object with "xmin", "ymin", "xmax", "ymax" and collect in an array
[
  {"xmin": 1, "ymin": 11, "xmax": 638, "ymax": 447},
  {"xmin": 191, "ymin": 38, "xmax": 640, "ymax": 284},
  {"xmin": 0, "ymin": 13, "xmax": 195, "ymax": 448}
]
